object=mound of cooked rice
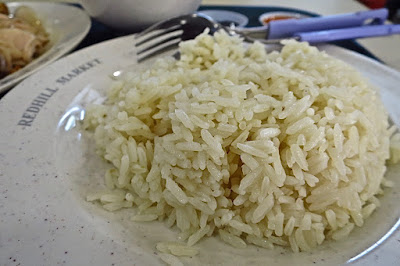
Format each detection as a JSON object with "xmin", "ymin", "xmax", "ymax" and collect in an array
[{"xmin": 83, "ymin": 30, "xmax": 399, "ymax": 259}]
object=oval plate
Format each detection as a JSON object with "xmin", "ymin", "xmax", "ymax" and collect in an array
[{"xmin": 0, "ymin": 35, "xmax": 399, "ymax": 265}]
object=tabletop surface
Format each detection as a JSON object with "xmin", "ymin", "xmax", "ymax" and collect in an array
[{"xmin": 0, "ymin": 1, "xmax": 399, "ymax": 265}]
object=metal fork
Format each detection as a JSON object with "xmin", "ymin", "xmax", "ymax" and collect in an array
[
  {"xmin": 134, "ymin": 13, "xmax": 224, "ymax": 62},
  {"xmin": 133, "ymin": 14, "xmax": 287, "ymax": 63}
]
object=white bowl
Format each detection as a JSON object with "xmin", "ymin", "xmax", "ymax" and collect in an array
[
  {"xmin": 199, "ymin": 10, "xmax": 249, "ymax": 28},
  {"xmin": 80, "ymin": 0, "xmax": 202, "ymax": 32}
]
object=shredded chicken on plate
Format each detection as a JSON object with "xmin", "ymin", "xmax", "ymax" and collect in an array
[{"xmin": 0, "ymin": 3, "xmax": 49, "ymax": 78}]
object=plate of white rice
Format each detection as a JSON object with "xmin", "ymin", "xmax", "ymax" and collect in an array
[{"xmin": 0, "ymin": 31, "xmax": 399, "ymax": 266}]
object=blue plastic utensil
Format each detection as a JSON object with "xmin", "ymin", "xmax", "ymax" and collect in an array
[
  {"xmin": 241, "ymin": 8, "xmax": 388, "ymax": 39},
  {"xmin": 295, "ymin": 24, "xmax": 400, "ymax": 43},
  {"xmin": 267, "ymin": 8, "xmax": 388, "ymax": 38}
]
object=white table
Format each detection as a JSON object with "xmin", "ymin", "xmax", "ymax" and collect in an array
[{"xmin": 203, "ymin": 0, "xmax": 400, "ymax": 71}]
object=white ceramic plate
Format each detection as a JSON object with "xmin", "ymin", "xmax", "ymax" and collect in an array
[
  {"xmin": 0, "ymin": 35, "xmax": 399, "ymax": 266},
  {"xmin": 0, "ymin": 2, "xmax": 91, "ymax": 94},
  {"xmin": 198, "ymin": 10, "xmax": 249, "ymax": 27}
]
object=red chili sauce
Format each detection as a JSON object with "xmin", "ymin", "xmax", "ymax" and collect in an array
[{"xmin": 262, "ymin": 15, "xmax": 298, "ymax": 24}]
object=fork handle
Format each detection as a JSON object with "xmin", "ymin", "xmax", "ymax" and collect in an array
[
  {"xmin": 268, "ymin": 8, "xmax": 388, "ymax": 39},
  {"xmin": 295, "ymin": 24, "xmax": 400, "ymax": 43}
]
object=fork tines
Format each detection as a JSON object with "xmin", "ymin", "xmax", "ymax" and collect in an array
[{"xmin": 135, "ymin": 25, "xmax": 183, "ymax": 62}]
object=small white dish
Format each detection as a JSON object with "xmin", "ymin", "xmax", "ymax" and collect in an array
[
  {"xmin": 0, "ymin": 2, "xmax": 91, "ymax": 95},
  {"xmin": 0, "ymin": 35, "xmax": 399, "ymax": 265},
  {"xmin": 199, "ymin": 9, "xmax": 249, "ymax": 28},
  {"xmin": 80, "ymin": 0, "xmax": 201, "ymax": 32},
  {"xmin": 259, "ymin": 11, "xmax": 310, "ymax": 26}
]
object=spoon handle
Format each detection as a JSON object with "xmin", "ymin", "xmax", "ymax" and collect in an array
[
  {"xmin": 240, "ymin": 9, "xmax": 389, "ymax": 40},
  {"xmin": 267, "ymin": 8, "xmax": 388, "ymax": 39},
  {"xmin": 296, "ymin": 24, "xmax": 400, "ymax": 43}
]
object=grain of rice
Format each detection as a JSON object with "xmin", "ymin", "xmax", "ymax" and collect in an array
[
  {"xmin": 246, "ymin": 235, "xmax": 274, "ymax": 249},
  {"xmin": 300, "ymin": 213, "xmax": 312, "ymax": 230},
  {"xmin": 290, "ymin": 144, "xmax": 308, "ymax": 171},
  {"xmin": 274, "ymin": 213, "xmax": 284, "ymax": 236},
  {"xmin": 295, "ymin": 228, "xmax": 311, "ymax": 251},
  {"xmin": 284, "ymin": 216, "xmax": 296, "ymax": 236},
  {"xmin": 229, "ymin": 220, "xmax": 254, "ymax": 235},
  {"xmin": 350, "ymin": 211, "xmax": 364, "ymax": 227},
  {"xmin": 175, "ymin": 109, "xmax": 195, "ymax": 131},
  {"xmin": 166, "ymin": 177, "xmax": 189, "ymax": 204},
  {"xmin": 266, "ymin": 234, "xmax": 289, "ymax": 246},
  {"xmin": 158, "ymin": 253, "xmax": 184, "ymax": 266},
  {"xmin": 304, "ymin": 172, "xmax": 319, "ymax": 187},
  {"xmin": 237, "ymin": 143, "xmax": 269, "ymax": 158},
  {"xmin": 289, "ymin": 234, "xmax": 299, "ymax": 252},
  {"xmin": 286, "ymin": 117, "xmax": 315, "ymax": 135},
  {"xmin": 131, "ymin": 214, "xmax": 158, "ymax": 222},
  {"xmin": 361, "ymin": 203, "xmax": 377, "ymax": 219},
  {"xmin": 240, "ymin": 153, "xmax": 259, "ymax": 170},
  {"xmin": 187, "ymin": 225, "xmax": 211, "ymax": 246},
  {"xmin": 252, "ymin": 194, "xmax": 274, "ymax": 223},
  {"xmin": 100, "ymin": 192, "xmax": 125, "ymax": 203},
  {"xmin": 259, "ymin": 128, "xmax": 281, "ymax": 138},
  {"xmin": 103, "ymin": 202, "xmax": 131, "ymax": 211},
  {"xmin": 331, "ymin": 223, "xmax": 355, "ymax": 240},
  {"xmin": 156, "ymin": 242, "xmax": 199, "ymax": 257},
  {"xmin": 219, "ymin": 229, "xmax": 247, "ymax": 248},
  {"xmin": 188, "ymin": 197, "xmax": 214, "ymax": 215},
  {"xmin": 238, "ymin": 166, "xmax": 263, "ymax": 193}
]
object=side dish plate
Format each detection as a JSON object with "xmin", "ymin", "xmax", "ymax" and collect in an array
[{"xmin": 0, "ymin": 2, "xmax": 91, "ymax": 94}]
